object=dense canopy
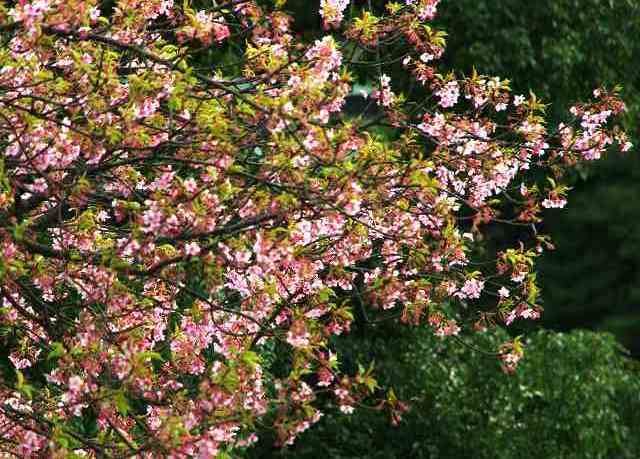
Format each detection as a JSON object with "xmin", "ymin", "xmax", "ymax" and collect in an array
[{"xmin": 0, "ymin": 0, "xmax": 632, "ymax": 456}]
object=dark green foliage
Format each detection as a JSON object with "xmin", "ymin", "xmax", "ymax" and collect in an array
[
  {"xmin": 249, "ymin": 329, "xmax": 640, "ymax": 459},
  {"xmin": 438, "ymin": 0, "xmax": 640, "ymax": 127},
  {"xmin": 539, "ymin": 152, "xmax": 640, "ymax": 355}
]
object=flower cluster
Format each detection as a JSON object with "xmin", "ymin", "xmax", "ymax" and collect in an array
[{"xmin": 320, "ymin": 0, "xmax": 350, "ymax": 29}]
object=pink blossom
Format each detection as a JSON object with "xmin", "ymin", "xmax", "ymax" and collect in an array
[
  {"xmin": 459, "ymin": 278, "xmax": 485, "ymax": 299},
  {"xmin": 185, "ymin": 242, "xmax": 201, "ymax": 256},
  {"xmin": 320, "ymin": 0, "xmax": 350, "ymax": 28},
  {"xmin": 436, "ymin": 81, "xmax": 460, "ymax": 108},
  {"xmin": 513, "ymin": 95, "xmax": 526, "ymax": 106},
  {"xmin": 339, "ymin": 404, "xmax": 355, "ymax": 414},
  {"xmin": 542, "ymin": 196, "xmax": 567, "ymax": 209},
  {"xmin": 9, "ymin": 352, "xmax": 32, "ymax": 369},
  {"xmin": 500, "ymin": 350, "xmax": 522, "ymax": 373},
  {"xmin": 213, "ymin": 22, "xmax": 230, "ymax": 42},
  {"xmin": 372, "ymin": 74, "xmax": 396, "ymax": 107},
  {"xmin": 134, "ymin": 98, "xmax": 159, "ymax": 119},
  {"xmin": 435, "ymin": 319, "xmax": 461, "ymax": 337},
  {"xmin": 27, "ymin": 177, "xmax": 48, "ymax": 193},
  {"xmin": 287, "ymin": 322, "xmax": 311, "ymax": 348}
]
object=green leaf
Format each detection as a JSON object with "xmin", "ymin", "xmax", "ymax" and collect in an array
[
  {"xmin": 48, "ymin": 342, "xmax": 65, "ymax": 360},
  {"xmin": 114, "ymin": 391, "xmax": 130, "ymax": 416}
]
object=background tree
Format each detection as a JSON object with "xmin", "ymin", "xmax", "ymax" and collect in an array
[{"xmin": 252, "ymin": 328, "xmax": 640, "ymax": 459}]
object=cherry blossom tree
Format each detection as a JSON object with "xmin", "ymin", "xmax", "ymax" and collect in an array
[{"xmin": 0, "ymin": 0, "xmax": 631, "ymax": 456}]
